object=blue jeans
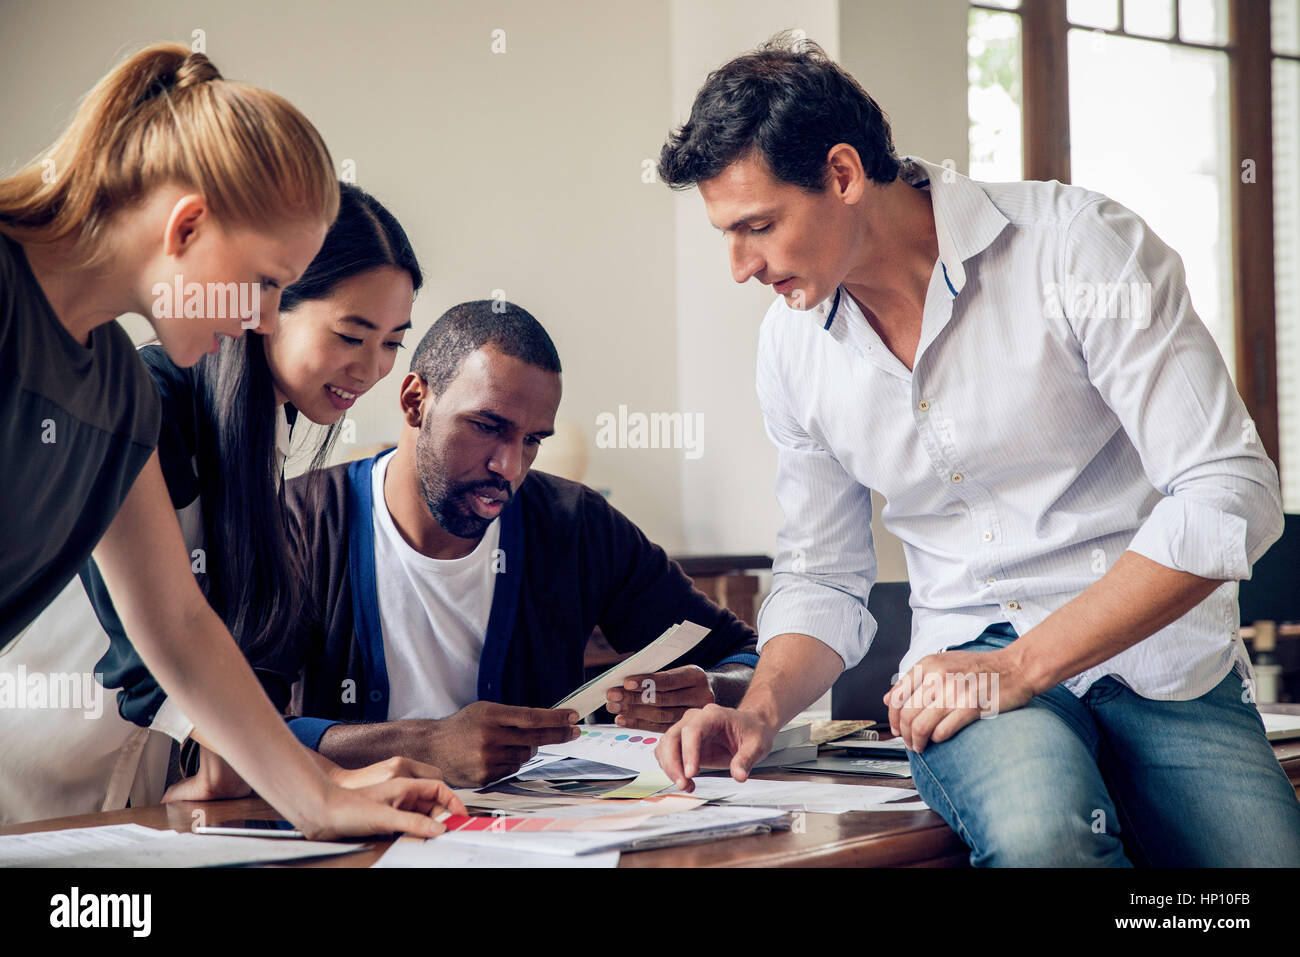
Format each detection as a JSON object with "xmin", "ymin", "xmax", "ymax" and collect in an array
[{"xmin": 905, "ymin": 623, "xmax": 1300, "ymax": 867}]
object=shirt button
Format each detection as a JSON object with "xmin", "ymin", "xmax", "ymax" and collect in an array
[
  {"xmin": 918, "ymin": 400, "xmax": 930, "ymax": 412},
  {"xmin": 1007, "ymin": 600, "xmax": 1021, "ymax": 611},
  {"xmin": 951, "ymin": 473, "xmax": 963, "ymax": 483},
  {"xmin": 982, "ymin": 530, "xmax": 993, "ymax": 542},
  {"xmin": 986, "ymin": 578, "xmax": 996, "ymax": 585}
]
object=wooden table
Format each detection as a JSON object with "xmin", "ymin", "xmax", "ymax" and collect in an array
[
  {"xmin": 0, "ymin": 770, "xmax": 961, "ymax": 868},
  {"xmin": 7, "ymin": 740, "xmax": 1298, "ymax": 867}
]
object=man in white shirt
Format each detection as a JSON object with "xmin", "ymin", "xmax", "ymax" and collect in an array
[{"xmin": 651, "ymin": 33, "xmax": 1300, "ymax": 866}]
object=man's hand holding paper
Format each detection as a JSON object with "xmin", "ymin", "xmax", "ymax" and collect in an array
[{"xmin": 603, "ymin": 665, "xmax": 716, "ymax": 732}]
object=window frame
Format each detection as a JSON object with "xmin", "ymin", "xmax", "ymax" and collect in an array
[{"xmin": 972, "ymin": 0, "xmax": 1288, "ymax": 471}]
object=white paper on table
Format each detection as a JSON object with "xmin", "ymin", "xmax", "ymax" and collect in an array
[
  {"xmin": 552, "ymin": 621, "xmax": 711, "ymax": 719},
  {"xmin": 0, "ymin": 824, "xmax": 168, "ymax": 866},
  {"xmin": 454, "ymin": 789, "xmax": 607, "ymax": 812},
  {"xmin": 1, "ymin": 821, "xmax": 366, "ymax": 868},
  {"xmin": 536, "ymin": 724, "xmax": 668, "ymax": 774},
  {"xmin": 438, "ymin": 805, "xmax": 785, "ymax": 857},
  {"xmin": 373, "ymin": 838, "xmax": 619, "ymax": 868},
  {"xmin": 0, "ymin": 823, "xmax": 367, "ymax": 868},
  {"xmin": 677, "ymin": 777, "xmax": 926, "ymax": 813},
  {"xmin": 1261, "ymin": 711, "xmax": 1300, "ymax": 740}
]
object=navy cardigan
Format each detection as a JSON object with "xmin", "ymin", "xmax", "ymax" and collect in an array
[{"xmin": 284, "ymin": 452, "xmax": 759, "ymax": 747}]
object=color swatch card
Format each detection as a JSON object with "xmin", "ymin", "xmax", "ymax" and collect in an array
[
  {"xmin": 439, "ymin": 805, "xmax": 786, "ymax": 857},
  {"xmin": 552, "ymin": 621, "xmax": 711, "ymax": 719},
  {"xmin": 537, "ymin": 724, "xmax": 667, "ymax": 774},
  {"xmin": 437, "ymin": 795, "xmax": 704, "ymax": 832}
]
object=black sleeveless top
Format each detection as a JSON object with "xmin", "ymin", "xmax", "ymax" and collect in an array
[{"xmin": 0, "ymin": 234, "xmax": 160, "ymax": 648}]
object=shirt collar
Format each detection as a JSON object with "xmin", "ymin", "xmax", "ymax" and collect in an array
[{"xmin": 896, "ymin": 155, "xmax": 1010, "ymax": 296}]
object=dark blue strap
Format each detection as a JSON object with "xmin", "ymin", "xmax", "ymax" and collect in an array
[
  {"xmin": 477, "ymin": 493, "xmax": 524, "ymax": 702},
  {"xmin": 941, "ymin": 262, "xmax": 958, "ymax": 298},
  {"xmin": 347, "ymin": 452, "xmax": 392, "ymax": 721},
  {"xmin": 823, "ymin": 286, "xmax": 842, "ymax": 331}
]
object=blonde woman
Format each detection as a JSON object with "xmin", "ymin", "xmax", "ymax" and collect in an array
[{"xmin": 0, "ymin": 43, "xmax": 463, "ymax": 838}]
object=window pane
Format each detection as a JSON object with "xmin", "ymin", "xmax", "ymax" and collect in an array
[
  {"xmin": 1275, "ymin": 59, "xmax": 1300, "ymax": 510},
  {"xmin": 1068, "ymin": 0, "xmax": 1119, "ymax": 30},
  {"xmin": 1275, "ymin": 0, "xmax": 1300, "ymax": 57},
  {"xmin": 1180, "ymin": 0, "xmax": 1228, "ymax": 46},
  {"xmin": 968, "ymin": 8, "xmax": 1023, "ymax": 181},
  {"xmin": 1068, "ymin": 31, "xmax": 1235, "ymax": 374},
  {"xmin": 1125, "ymin": 0, "xmax": 1175, "ymax": 39}
]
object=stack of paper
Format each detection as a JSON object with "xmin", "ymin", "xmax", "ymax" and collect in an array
[
  {"xmin": 436, "ymin": 805, "xmax": 787, "ymax": 857},
  {"xmin": 374, "ymin": 840, "xmax": 619, "ymax": 868}
]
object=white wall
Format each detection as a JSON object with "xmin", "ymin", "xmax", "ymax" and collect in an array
[
  {"xmin": 0, "ymin": 0, "xmax": 689, "ymax": 548},
  {"xmin": 1, "ymin": 0, "xmax": 972, "ymax": 571},
  {"xmin": 668, "ymin": 0, "xmax": 970, "ymax": 580},
  {"xmin": 668, "ymin": 0, "xmax": 840, "ymax": 562}
]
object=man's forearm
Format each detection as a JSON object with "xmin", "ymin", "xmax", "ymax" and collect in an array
[
  {"xmin": 1009, "ymin": 550, "xmax": 1224, "ymax": 696},
  {"xmin": 317, "ymin": 720, "xmax": 435, "ymax": 770},
  {"xmin": 708, "ymin": 662, "xmax": 755, "ymax": 708},
  {"xmin": 737, "ymin": 634, "xmax": 844, "ymax": 730}
]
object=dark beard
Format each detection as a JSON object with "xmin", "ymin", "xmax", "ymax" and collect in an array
[{"xmin": 415, "ymin": 427, "xmax": 511, "ymax": 540}]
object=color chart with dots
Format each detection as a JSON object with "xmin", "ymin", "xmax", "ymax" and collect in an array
[{"xmin": 537, "ymin": 724, "xmax": 666, "ymax": 774}]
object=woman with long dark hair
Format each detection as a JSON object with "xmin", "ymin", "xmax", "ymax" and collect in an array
[{"xmin": 0, "ymin": 43, "xmax": 461, "ymax": 836}]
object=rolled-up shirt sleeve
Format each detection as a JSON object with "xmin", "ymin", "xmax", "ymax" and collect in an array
[
  {"xmin": 754, "ymin": 318, "xmax": 878, "ymax": 670},
  {"xmin": 1062, "ymin": 197, "xmax": 1284, "ymax": 579}
]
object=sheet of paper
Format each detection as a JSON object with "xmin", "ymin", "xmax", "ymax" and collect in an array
[
  {"xmin": 677, "ymin": 777, "xmax": 924, "ymax": 814},
  {"xmin": 537, "ymin": 723, "xmax": 668, "ymax": 774},
  {"xmin": 597, "ymin": 770, "xmax": 674, "ymax": 799},
  {"xmin": 552, "ymin": 621, "xmax": 711, "ymax": 719},
  {"xmin": 455, "ymin": 790, "xmax": 604, "ymax": 812},
  {"xmin": 438, "ymin": 805, "xmax": 785, "ymax": 857},
  {"xmin": 1262, "ymin": 711, "xmax": 1300, "ymax": 739},
  {"xmin": 444, "ymin": 794, "xmax": 705, "ymax": 831},
  {"xmin": 0, "ymin": 824, "xmax": 168, "ymax": 866},
  {"xmin": 373, "ymin": 837, "xmax": 619, "ymax": 868},
  {"xmin": 0, "ymin": 823, "xmax": 367, "ymax": 868}
]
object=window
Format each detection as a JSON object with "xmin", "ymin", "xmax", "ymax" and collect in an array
[
  {"xmin": 969, "ymin": 1, "xmax": 1024, "ymax": 180},
  {"xmin": 969, "ymin": 0, "xmax": 1293, "ymax": 500},
  {"xmin": 1273, "ymin": 0, "xmax": 1300, "ymax": 509},
  {"xmin": 1066, "ymin": 2, "xmax": 1235, "ymax": 370}
]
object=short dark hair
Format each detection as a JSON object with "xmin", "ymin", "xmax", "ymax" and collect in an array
[
  {"xmin": 411, "ymin": 299, "xmax": 561, "ymax": 396},
  {"xmin": 657, "ymin": 32, "xmax": 901, "ymax": 192}
]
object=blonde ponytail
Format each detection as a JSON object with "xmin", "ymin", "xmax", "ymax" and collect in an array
[{"xmin": 0, "ymin": 43, "xmax": 339, "ymax": 265}]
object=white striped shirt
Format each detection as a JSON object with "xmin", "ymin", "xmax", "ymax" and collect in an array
[{"xmin": 754, "ymin": 156, "xmax": 1284, "ymax": 701}]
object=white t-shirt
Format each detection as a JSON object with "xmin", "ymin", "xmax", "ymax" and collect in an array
[{"xmin": 371, "ymin": 451, "xmax": 498, "ymax": 721}]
